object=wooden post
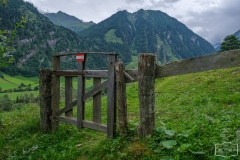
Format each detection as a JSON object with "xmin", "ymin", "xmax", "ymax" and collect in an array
[
  {"xmin": 93, "ymin": 78, "xmax": 101, "ymax": 123},
  {"xmin": 39, "ymin": 69, "xmax": 52, "ymax": 133},
  {"xmin": 52, "ymin": 56, "xmax": 60, "ymax": 131},
  {"xmin": 138, "ymin": 53, "xmax": 156, "ymax": 137},
  {"xmin": 77, "ymin": 61, "xmax": 85, "ymax": 130},
  {"xmin": 65, "ymin": 77, "xmax": 73, "ymax": 117},
  {"xmin": 115, "ymin": 62, "xmax": 128, "ymax": 135},
  {"xmin": 107, "ymin": 54, "xmax": 117, "ymax": 138}
]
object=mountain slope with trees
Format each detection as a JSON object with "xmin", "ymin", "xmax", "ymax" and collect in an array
[
  {"xmin": 1, "ymin": 1, "xmax": 216, "ymax": 77},
  {"xmin": 43, "ymin": 11, "xmax": 95, "ymax": 33},
  {"xmin": 0, "ymin": 0, "xmax": 91, "ymax": 77},
  {"xmin": 78, "ymin": 9, "xmax": 216, "ymax": 64}
]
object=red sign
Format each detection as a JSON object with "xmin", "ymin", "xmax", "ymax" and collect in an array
[{"xmin": 76, "ymin": 53, "xmax": 84, "ymax": 62}]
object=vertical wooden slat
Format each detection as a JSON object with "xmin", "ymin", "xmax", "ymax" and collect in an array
[
  {"xmin": 39, "ymin": 69, "xmax": 52, "ymax": 133},
  {"xmin": 115, "ymin": 62, "xmax": 128, "ymax": 135},
  {"xmin": 93, "ymin": 78, "xmax": 102, "ymax": 123},
  {"xmin": 138, "ymin": 53, "xmax": 156, "ymax": 137},
  {"xmin": 51, "ymin": 56, "xmax": 60, "ymax": 131},
  {"xmin": 107, "ymin": 54, "xmax": 117, "ymax": 138},
  {"xmin": 65, "ymin": 77, "xmax": 73, "ymax": 117},
  {"xmin": 77, "ymin": 61, "xmax": 85, "ymax": 130}
]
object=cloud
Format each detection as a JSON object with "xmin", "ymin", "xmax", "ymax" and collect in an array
[{"xmin": 178, "ymin": 0, "xmax": 240, "ymax": 44}]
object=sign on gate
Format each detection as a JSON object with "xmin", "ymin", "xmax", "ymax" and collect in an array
[{"xmin": 76, "ymin": 53, "xmax": 84, "ymax": 62}]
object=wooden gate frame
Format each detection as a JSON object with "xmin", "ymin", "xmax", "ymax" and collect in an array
[{"xmin": 40, "ymin": 52, "xmax": 118, "ymax": 138}]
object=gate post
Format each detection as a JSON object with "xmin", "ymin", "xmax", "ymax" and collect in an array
[
  {"xmin": 107, "ymin": 54, "xmax": 117, "ymax": 138},
  {"xmin": 52, "ymin": 56, "xmax": 60, "ymax": 131},
  {"xmin": 115, "ymin": 62, "xmax": 128, "ymax": 135},
  {"xmin": 138, "ymin": 53, "xmax": 156, "ymax": 137},
  {"xmin": 39, "ymin": 69, "xmax": 52, "ymax": 133}
]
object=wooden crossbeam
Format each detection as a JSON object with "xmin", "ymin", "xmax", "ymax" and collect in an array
[
  {"xmin": 82, "ymin": 120, "xmax": 107, "ymax": 133},
  {"xmin": 83, "ymin": 80, "xmax": 108, "ymax": 101},
  {"xmin": 57, "ymin": 116, "xmax": 107, "ymax": 132},
  {"xmin": 57, "ymin": 100, "xmax": 77, "ymax": 116}
]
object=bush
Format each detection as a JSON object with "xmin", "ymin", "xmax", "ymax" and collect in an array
[{"xmin": 0, "ymin": 94, "xmax": 14, "ymax": 111}]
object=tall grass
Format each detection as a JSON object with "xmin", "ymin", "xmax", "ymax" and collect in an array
[{"xmin": 0, "ymin": 67, "xmax": 240, "ymax": 159}]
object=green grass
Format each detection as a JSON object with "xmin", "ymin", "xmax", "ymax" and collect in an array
[
  {"xmin": 1, "ymin": 67, "xmax": 240, "ymax": 159},
  {"xmin": 104, "ymin": 29, "xmax": 123, "ymax": 44}
]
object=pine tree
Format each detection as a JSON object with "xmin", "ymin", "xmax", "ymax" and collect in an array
[{"xmin": 219, "ymin": 35, "xmax": 240, "ymax": 52}]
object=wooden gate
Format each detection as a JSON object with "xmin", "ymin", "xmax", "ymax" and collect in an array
[{"xmin": 40, "ymin": 52, "xmax": 118, "ymax": 138}]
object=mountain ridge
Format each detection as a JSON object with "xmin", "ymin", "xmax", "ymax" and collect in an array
[
  {"xmin": 43, "ymin": 11, "xmax": 95, "ymax": 32},
  {"xmin": 78, "ymin": 9, "xmax": 216, "ymax": 64}
]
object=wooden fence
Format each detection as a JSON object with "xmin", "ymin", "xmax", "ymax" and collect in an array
[
  {"xmin": 40, "ymin": 49, "xmax": 240, "ymax": 138},
  {"xmin": 40, "ymin": 52, "xmax": 117, "ymax": 138}
]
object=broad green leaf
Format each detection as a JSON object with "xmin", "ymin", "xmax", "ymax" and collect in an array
[
  {"xmin": 161, "ymin": 140, "xmax": 177, "ymax": 149},
  {"xmin": 179, "ymin": 143, "xmax": 191, "ymax": 151},
  {"xmin": 164, "ymin": 130, "xmax": 175, "ymax": 137}
]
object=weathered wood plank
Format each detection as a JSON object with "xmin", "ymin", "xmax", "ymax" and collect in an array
[
  {"xmin": 77, "ymin": 62, "xmax": 85, "ymax": 130},
  {"xmin": 107, "ymin": 54, "xmax": 117, "ymax": 138},
  {"xmin": 138, "ymin": 53, "xmax": 156, "ymax": 137},
  {"xmin": 57, "ymin": 100, "xmax": 77, "ymax": 116},
  {"xmin": 39, "ymin": 69, "xmax": 52, "ymax": 133},
  {"xmin": 115, "ymin": 62, "xmax": 128, "ymax": 135},
  {"xmin": 124, "ymin": 70, "xmax": 134, "ymax": 82},
  {"xmin": 65, "ymin": 77, "xmax": 73, "ymax": 117},
  {"xmin": 52, "ymin": 70, "xmax": 108, "ymax": 78},
  {"xmin": 83, "ymin": 80, "xmax": 108, "ymax": 101},
  {"xmin": 52, "ymin": 70, "xmax": 83, "ymax": 76},
  {"xmin": 156, "ymin": 49, "xmax": 240, "ymax": 78},
  {"xmin": 51, "ymin": 56, "xmax": 60, "ymax": 131},
  {"xmin": 57, "ymin": 116, "xmax": 77, "ymax": 126},
  {"xmin": 125, "ymin": 69, "xmax": 138, "ymax": 83},
  {"xmin": 93, "ymin": 78, "xmax": 102, "ymax": 123},
  {"xmin": 84, "ymin": 70, "xmax": 108, "ymax": 78},
  {"xmin": 53, "ymin": 52, "xmax": 118, "ymax": 57},
  {"xmin": 82, "ymin": 120, "xmax": 107, "ymax": 133}
]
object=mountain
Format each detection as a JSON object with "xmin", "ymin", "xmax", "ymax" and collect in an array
[
  {"xmin": 234, "ymin": 30, "xmax": 240, "ymax": 39},
  {"xmin": 0, "ymin": 0, "xmax": 90, "ymax": 77},
  {"xmin": 1, "ymin": 2, "xmax": 216, "ymax": 77},
  {"xmin": 215, "ymin": 29, "xmax": 240, "ymax": 51},
  {"xmin": 78, "ymin": 9, "xmax": 216, "ymax": 64},
  {"xmin": 43, "ymin": 11, "xmax": 95, "ymax": 32}
]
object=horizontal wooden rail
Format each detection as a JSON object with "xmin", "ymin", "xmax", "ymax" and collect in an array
[
  {"xmin": 52, "ymin": 70, "xmax": 83, "ymax": 76},
  {"xmin": 84, "ymin": 70, "xmax": 108, "ymax": 78},
  {"xmin": 155, "ymin": 49, "xmax": 240, "ymax": 78},
  {"xmin": 57, "ymin": 117, "xmax": 107, "ymax": 132},
  {"xmin": 57, "ymin": 100, "xmax": 77, "ymax": 116},
  {"xmin": 57, "ymin": 116, "xmax": 77, "ymax": 126},
  {"xmin": 82, "ymin": 120, "xmax": 107, "ymax": 133},
  {"xmin": 53, "ymin": 52, "xmax": 118, "ymax": 57},
  {"xmin": 52, "ymin": 70, "xmax": 108, "ymax": 78}
]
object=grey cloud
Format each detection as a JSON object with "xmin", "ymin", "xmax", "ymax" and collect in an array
[
  {"xmin": 163, "ymin": 0, "xmax": 181, "ymax": 3},
  {"xmin": 181, "ymin": 0, "xmax": 240, "ymax": 44}
]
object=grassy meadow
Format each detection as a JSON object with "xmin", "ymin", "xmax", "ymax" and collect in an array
[{"xmin": 1, "ymin": 66, "xmax": 240, "ymax": 159}]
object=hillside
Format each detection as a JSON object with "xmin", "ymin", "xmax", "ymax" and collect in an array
[
  {"xmin": 1, "ymin": 2, "xmax": 216, "ymax": 77},
  {"xmin": 78, "ymin": 9, "xmax": 216, "ymax": 64},
  {"xmin": 43, "ymin": 11, "xmax": 95, "ymax": 32},
  {"xmin": 1, "ymin": 66, "xmax": 240, "ymax": 159},
  {"xmin": 0, "ymin": 0, "xmax": 93, "ymax": 77}
]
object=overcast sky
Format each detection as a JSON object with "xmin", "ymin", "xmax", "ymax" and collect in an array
[{"xmin": 24, "ymin": 0, "xmax": 240, "ymax": 45}]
